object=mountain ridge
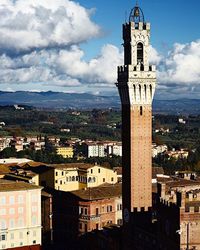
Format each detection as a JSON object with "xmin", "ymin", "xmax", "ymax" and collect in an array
[{"xmin": 0, "ymin": 91, "xmax": 199, "ymax": 114}]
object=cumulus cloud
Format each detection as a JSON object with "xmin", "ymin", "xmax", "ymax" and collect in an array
[
  {"xmin": 57, "ymin": 44, "xmax": 123, "ymax": 84},
  {"xmin": 149, "ymin": 45, "xmax": 162, "ymax": 65},
  {"xmin": 158, "ymin": 40, "xmax": 200, "ymax": 86},
  {"xmin": 0, "ymin": 44, "xmax": 123, "ymax": 87},
  {"xmin": 0, "ymin": 0, "xmax": 100, "ymax": 52}
]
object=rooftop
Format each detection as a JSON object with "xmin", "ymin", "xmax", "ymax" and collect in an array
[
  {"xmin": 71, "ymin": 183, "xmax": 121, "ymax": 201},
  {"xmin": 0, "ymin": 179, "xmax": 41, "ymax": 192}
]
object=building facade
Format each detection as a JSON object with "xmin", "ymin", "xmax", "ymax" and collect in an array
[
  {"xmin": 56, "ymin": 146, "xmax": 74, "ymax": 158},
  {"xmin": 39, "ymin": 163, "xmax": 118, "ymax": 192},
  {"xmin": 0, "ymin": 180, "xmax": 42, "ymax": 250}
]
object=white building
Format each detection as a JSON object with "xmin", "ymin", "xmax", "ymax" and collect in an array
[
  {"xmin": 152, "ymin": 144, "xmax": 168, "ymax": 158},
  {"xmin": 107, "ymin": 143, "xmax": 122, "ymax": 156},
  {"xmin": 86, "ymin": 143, "xmax": 105, "ymax": 158}
]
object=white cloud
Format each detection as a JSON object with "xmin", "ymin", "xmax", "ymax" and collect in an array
[
  {"xmin": 0, "ymin": 0, "xmax": 100, "ymax": 52},
  {"xmin": 158, "ymin": 40, "xmax": 200, "ymax": 86},
  {"xmin": 57, "ymin": 44, "xmax": 123, "ymax": 84},
  {"xmin": 0, "ymin": 44, "xmax": 123, "ymax": 87},
  {"xmin": 149, "ymin": 45, "xmax": 162, "ymax": 65}
]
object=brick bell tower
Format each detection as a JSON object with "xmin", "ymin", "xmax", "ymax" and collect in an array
[{"xmin": 116, "ymin": 3, "xmax": 156, "ymax": 248}]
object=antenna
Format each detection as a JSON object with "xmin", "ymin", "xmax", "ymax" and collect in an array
[{"xmin": 136, "ymin": 0, "xmax": 139, "ymax": 6}]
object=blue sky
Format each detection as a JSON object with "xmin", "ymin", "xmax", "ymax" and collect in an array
[{"xmin": 0, "ymin": 0, "xmax": 200, "ymax": 99}]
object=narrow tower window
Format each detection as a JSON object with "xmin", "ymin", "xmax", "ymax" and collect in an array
[
  {"xmin": 150, "ymin": 85, "xmax": 152, "ymax": 98},
  {"xmin": 137, "ymin": 42, "xmax": 144, "ymax": 64},
  {"xmin": 140, "ymin": 106, "xmax": 143, "ymax": 116}
]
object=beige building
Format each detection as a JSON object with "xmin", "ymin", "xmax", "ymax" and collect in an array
[
  {"xmin": 0, "ymin": 179, "xmax": 42, "ymax": 249},
  {"xmin": 39, "ymin": 163, "xmax": 118, "ymax": 192},
  {"xmin": 56, "ymin": 146, "xmax": 74, "ymax": 158}
]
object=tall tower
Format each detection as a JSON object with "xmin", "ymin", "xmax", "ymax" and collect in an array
[{"xmin": 116, "ymin": 2, "xmax": 156, "ymax": 240}]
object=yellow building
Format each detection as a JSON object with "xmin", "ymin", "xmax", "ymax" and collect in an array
[
  {"xmin": 56, "ymin": 146, "xmax": 74, "ymax": 158},
  {"xmin": 39, "ymin": 163, "xmax": 118, "ymax": 192}
]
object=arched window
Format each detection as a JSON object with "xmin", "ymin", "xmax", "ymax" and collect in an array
[
  {"xmin": 150, "ymin": 85, "xmax": 152, "ymax": 98},
  {"xmin": 72, "ymin": 176, "xmax": 75, "ymax": 182},
  {"xmin": 69, "ymin": 176, "xmax": 72, "ymax": 182},
  {"xmin": 88, "ymin": 177, "xmax": 92, "ymax": 183},
  {"xmin": 137, "ymin": 42, "xmax": 143, "ymax": 64}
]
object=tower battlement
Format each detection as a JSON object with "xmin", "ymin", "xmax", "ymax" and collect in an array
[
  {"xmin": 118, "ymin": 65, "xmax": 156, "ymax": 74},
  {"xmin": 123, "ymin": 21, "xmax": 150, "ymax": 33}
]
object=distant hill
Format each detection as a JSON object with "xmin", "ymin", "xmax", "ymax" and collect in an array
[{"xmin": 0, "ymin": 91, "xmax": 200, "ymax": 114}]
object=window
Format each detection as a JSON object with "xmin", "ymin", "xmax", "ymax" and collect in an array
[
  {"xmin": 18, "ymin": 207, "xmax": 24, "ymax": 214},
  {"xmin": 55, "ymin": 180, "xmax": 58, "ymax": 184},
  {"xmin": 80, "ymin": 207, "xmax": 84, "ymax": 214},
  {"xmin": 18, "ymin": 195, "xmax": 24, "ymax": 204},
  {"xmin": 0, "ymin": 234, "xmax": 6, "ymax": 241},
  {"xmin": 0, "ymin": 197, "xmax": 6, "ymax": 205},
  {"xmin": 32, "ymin": 216, "xmax": 37, "ymax": 226},
  {"xmin": 103, "ymin": 178, "xmax": 105, "ymax": 182},
  {"xmin": 91, "ymin": 169, "xmax": 93, "ymax": 174},
  {"xmin": 93, "ymin": 177, "xmax": 96, "ymax": 182},
  {"xmin": 62, "ymin": 171, "xmax": 64, "ymax": 176},
  {"xmin": 18, "ymin": 218, "xmax": 24, "ymax": 227},
  {"xmin": 137, "ymin": 42, "xmax": 143, "ymax": 64},
  {"xmin": 32, "ymin": 206, "xmax": 37, "ymax": 212},
  {"xmin": 96, "ymin": 208, "xmax": 99, "ymax": 216},
  {"xmin": 107, "ymin": 205, "xmax": 112, "ymax": 212},
  {"xmin": 98, "ymin": 169, "xmax": 100, "ymax": 173},
  {"xmin": 111, "ymin": 177, "xmax": 114, "ymax": 182},
  {"xmin": 56, "ymin": 171, "xmax": 58, "ymax": 176},
  {"xmin": 140, "ymin": 106, "xmax": 143, "ymax": 116},
  {"xmin": 0, "ymin": 220, "xmax": 6, "ymax": 230},
  {"xmin": 60, "ymin": 180, "xmax": 62, "ymax": 185},
  {"xmin": 102, "ymin": 206, "xmax": 105, "ymax": 213},
  {"xmin": 9, "ymin": 208, "xmax": 15, "ymax": 215},
  {"xmin": 33, "ymin": 240, "xmax": 36, "ymax": 244},
  {"xmin": 84, "ymin": 208, "xmax": 88, "ymax": 215},
  {"xmin": 9, "ymin": 196, "xmax": 15, "ymax": 205},
  {"xmin": 96, "ymin": 223, "xmax": 99, "ymax": 230},
  {"xmin": 84, "ymin": 224, "xmax": 87, "ymax": 232},
  {"xmin": 9, "ymin": 219, "xmax": 15, "ymax": 229},
  {"xmin": 76, "ymin": 176, "xmax": 79, "ymax": 181},
  {"xmin": 0, "ymin": 209, "xmax": 6, "ymax": 216},
  {"xmin": 88, "ymin": 177, "xmax": 91, "ymax": 183},
  {"xmin": 31, "ymin": 194, "xmax": 37, "ymax": 203},
  {"xmin": 10, "ymin": 233, "xmax": 14, "ymax": 240},
  {"xmin": 72, "ymin": 176, "xmax": 75, "ymax": 181}
]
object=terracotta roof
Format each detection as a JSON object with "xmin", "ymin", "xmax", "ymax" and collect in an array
[
  {"xmin": 71, "ymin": 183, "xmax": 122, "ymax": 201},
  {"xmin": 50, "ymin": 163, "xmax": 94, "ymax": 170},
  {"xmin": 0, "ymin": 179, "xmax": 41, "ymax": 191}
]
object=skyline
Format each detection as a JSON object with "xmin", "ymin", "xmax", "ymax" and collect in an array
[{"xmin": 0, "ymin": 0, "xmax": 200, "ymax": 99}]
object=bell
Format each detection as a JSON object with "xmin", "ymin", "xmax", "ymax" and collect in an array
[{"xmin": 134, "ymin": 7, "xmax": 140, "ymax": 17}]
